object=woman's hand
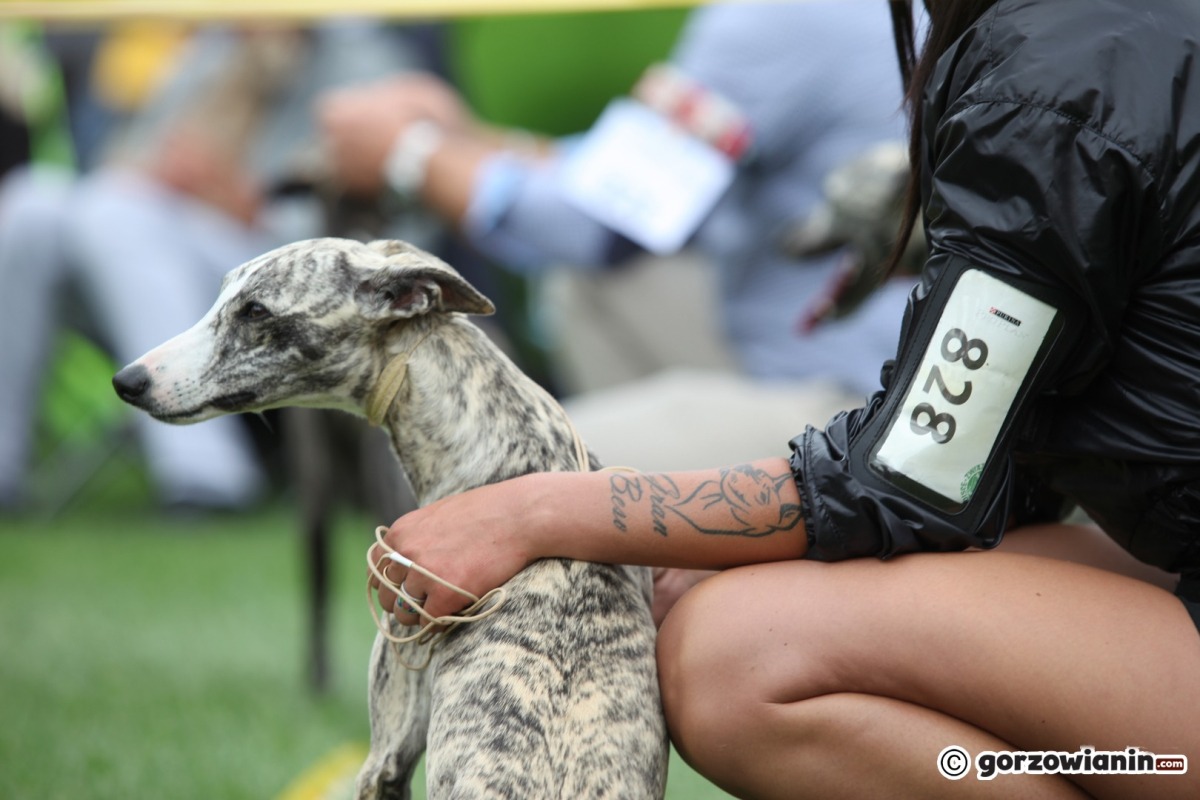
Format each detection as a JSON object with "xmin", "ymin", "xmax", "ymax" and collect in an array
[{"xmin": 368, "ymin": 475, "xmax": 547, "ymax": 624}]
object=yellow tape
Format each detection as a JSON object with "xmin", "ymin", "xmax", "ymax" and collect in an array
[
  {"xmin": 276, "ymin": 742, "xmax": 369, "ymax": 800},
  {"xmin": 1, "ymin": 0, "xmax": 703, "ymax": 22}
]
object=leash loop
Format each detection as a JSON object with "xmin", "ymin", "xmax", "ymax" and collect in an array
[{"xmin": 367, "ymin": 525, "xmax": 507, "ymax": 671}]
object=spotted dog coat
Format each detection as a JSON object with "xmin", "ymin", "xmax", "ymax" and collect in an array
[{"xmin": 112, "ymin": 238, "xmax": 668, "ymax": 799}]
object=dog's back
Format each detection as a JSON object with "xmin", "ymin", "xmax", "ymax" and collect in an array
[{"xmin": 359, "ymin": 307, "xmax": 666, "ymax": 799}]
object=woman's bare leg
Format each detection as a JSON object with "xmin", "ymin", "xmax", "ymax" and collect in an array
[
  {"xmin": 993, "ymin": 522, "xmax": 1179, "ymax": 590},
  {"xmin": 657, "ymin": 530, "xmax": 1200, "ymax": 799}
]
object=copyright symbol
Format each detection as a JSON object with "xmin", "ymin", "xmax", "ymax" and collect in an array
[{"xmin": 937, "ymin": 745, "xmax": 971, "ymax": 780}]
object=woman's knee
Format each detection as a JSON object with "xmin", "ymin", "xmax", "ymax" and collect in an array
[
  {"xmin": 656, "ymin": 563, "xmax": 836, "ymax": 761},
  {"xmin": 657, "ymin": 571, "xmax": 747, "ymax": 761}
]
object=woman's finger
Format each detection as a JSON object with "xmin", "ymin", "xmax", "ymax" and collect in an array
[
  {"xmin": 366, "ymin": 542, "xmax": 389, "ymax": 590},
  {"xmin": 368, "ymin": 548, "xmax": 409, "ymax": 612},
  {"xmin": 392, "ymin": 577, "xmax": 428, "ymax": 625}
]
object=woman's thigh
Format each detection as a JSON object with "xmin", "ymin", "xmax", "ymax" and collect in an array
[{"xmin": 658, "ymin": 541, "xmax": 1200, "ymax": 797}]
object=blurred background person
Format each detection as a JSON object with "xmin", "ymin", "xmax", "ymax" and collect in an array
[
  {"xmin": 318, "ymin": 0, "xmax": 919, "ymax": 472},
  {"xmin": 0, "ymin": 20, "xmax": 425, "ymax": 514},
  {"xmin": 0, "ymin": 20, "xmax": 82, "ymax": 512}
]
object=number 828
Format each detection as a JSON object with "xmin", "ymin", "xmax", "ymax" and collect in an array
[{"xmin": 908, "ymin": 328, "xmax": 988, "ymax": 444}]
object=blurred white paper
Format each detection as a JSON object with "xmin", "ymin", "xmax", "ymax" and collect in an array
[{"xmin": 559, "ymin": 99, "xmax": 734, "ymax": 254}]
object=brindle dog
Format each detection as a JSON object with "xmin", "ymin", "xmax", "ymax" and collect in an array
[{"xmin": 113, "ymin": 238, "xmax": 667, "ymax": 799}]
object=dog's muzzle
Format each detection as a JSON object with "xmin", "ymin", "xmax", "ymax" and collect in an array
[
  {"xmin": 112, "ymin": 363, "xmax": 152, "ymax": 406},
  {"xmin": 210, "ymin": 391, "xmax": 257, "ymax": 411},
  {"xmin": 113, "ymin": 362, "xmax": 258, "ymax": 420}
]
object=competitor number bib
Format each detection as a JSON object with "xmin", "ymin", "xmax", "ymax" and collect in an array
[{"xmin": 873, "ymin": 269, "xmax": 1058, "ymax": 504}]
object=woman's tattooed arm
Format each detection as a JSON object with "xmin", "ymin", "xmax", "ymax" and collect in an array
[{"xmin": 608, "ymin": 464, "xmax": 802, "ymax": 538}]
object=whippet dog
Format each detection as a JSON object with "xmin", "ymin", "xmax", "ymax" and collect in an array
[{"xmin": 112, "ymin": 238, "xmax": 668, "ymax": 799}]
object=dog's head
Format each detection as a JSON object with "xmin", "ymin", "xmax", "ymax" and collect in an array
[{"xmin": 112, "ymin": 237, "xmax": 494, "ymax": 423}]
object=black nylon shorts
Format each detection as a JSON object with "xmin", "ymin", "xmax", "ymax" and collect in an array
[{"xmin": 1180, "ymin": 595, "xmax": 1200, "ymax": 636}]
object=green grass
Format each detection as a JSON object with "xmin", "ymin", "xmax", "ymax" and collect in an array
[
  {"xmin": 0, "ymin": 505, "xmax": 369, "ymax": 799},
  {"xmin": 0, "ymin": 501, "xmax": 733, "ymax": 799}
]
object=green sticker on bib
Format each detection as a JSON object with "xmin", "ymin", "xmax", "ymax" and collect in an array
[{"xmin": 960, "ymin": 463, "xmax": 983, "ymax": 502}]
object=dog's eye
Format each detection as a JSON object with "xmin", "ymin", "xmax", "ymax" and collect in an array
[{"xmin": 239, "ymin": 301, "xmax": 272, "ymax": 321}]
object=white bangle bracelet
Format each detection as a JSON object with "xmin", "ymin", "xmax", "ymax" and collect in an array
[{"xmin": 384, "ymin": 119, "xmax": 444, "ymax": 200}]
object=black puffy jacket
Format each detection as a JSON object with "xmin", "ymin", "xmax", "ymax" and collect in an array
[{"xmin": 789, "ymin": 0, "xmax": 1200, "ymax": 597}]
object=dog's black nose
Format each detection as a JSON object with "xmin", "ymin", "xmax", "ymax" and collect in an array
[{"xmin": 112, "ymin": 364, "xmax": 152, "ymax": 404}]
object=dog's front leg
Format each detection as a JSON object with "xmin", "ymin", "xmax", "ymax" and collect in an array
[{"xmin": 355, "ymin": 632, "xmax": 432, "ymax": 800}]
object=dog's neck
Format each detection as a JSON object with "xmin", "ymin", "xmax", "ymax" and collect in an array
[{"xmin": 373, "ymin": 316, "xmax": 588, "ymax": 505}]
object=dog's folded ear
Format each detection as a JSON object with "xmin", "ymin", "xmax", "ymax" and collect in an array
[{"xmin": 357, "ymin": 240, "xmax": 496, "ymax": 320}]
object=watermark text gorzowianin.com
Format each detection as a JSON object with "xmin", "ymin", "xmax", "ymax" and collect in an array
[{"xmin": 937, "ymin": 745, "xmax": 1188, "ymax": 781}]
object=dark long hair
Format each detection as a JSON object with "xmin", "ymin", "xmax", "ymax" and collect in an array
[{"xmin": 886, "ymin": 0, "xmax": 1002, "ymax": 274}]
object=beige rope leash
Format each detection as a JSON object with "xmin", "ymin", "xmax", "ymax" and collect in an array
[
  {"xmin": 367, "ymin": 526, "xmax": 507, "ymax": 671},
  {"xmin": 364, "ymin": 353, "xmax": 412, "ymax": 427},
  {"xmin": 364, "ymin": 326, "xmax": 439, "ymax": 427}
]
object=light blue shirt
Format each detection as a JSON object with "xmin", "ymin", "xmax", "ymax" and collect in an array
[{"xmin": 464, "ymin": 1, "xmax": 917, "ymax": 396}]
